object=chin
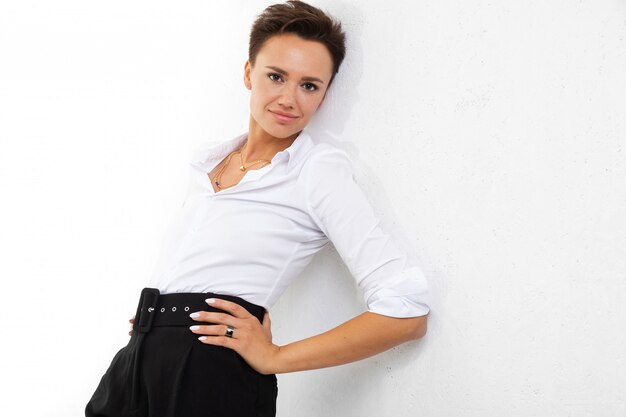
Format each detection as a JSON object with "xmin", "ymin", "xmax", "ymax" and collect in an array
[{"xmin": 261, "ymin": 123, "xmax": 303, "ymax": 139}]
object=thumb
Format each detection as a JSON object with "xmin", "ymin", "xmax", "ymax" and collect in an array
[
  {"xmin": 262, "ymin": 311, "xmax": 273, "ymax": 340},
  {"xmin": 262, "ymin": 311, "xmax": 271, "ymax": 329}
]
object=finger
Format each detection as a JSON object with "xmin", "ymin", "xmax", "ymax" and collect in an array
[
  {"xmin": 129, "ymin": 315, "xmax": 135, "ymax": 323},
  {"xmin": 204, "ymin": 298, "xmax": 251, "ymax": 319},
  {"xmin": 197, "ymin": 335, "xmax": 237, "ymax": 349},
  {"xmin": 189, "ymin": 310, "xmax": 240, "ymax": 327},
  {"xmin": 189, "ymin": 324, "xmax": 235, "ymax": 338}
]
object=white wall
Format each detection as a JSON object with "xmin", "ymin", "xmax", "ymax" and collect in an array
[{"xmin": 1, "ymin": 1, "xmax": 624, "ymax": 416}]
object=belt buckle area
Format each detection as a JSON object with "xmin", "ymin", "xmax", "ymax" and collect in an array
[{"xmin": 136, "ymin": 287, "xmax": 160, "ymax": 333}]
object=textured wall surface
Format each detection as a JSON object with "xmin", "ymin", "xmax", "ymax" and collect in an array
[{"xmin": 1, "ymin": 1, "xmax": 624, "ymax": 416}]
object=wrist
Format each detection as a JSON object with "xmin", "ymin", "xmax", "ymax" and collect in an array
[{"xmin": 267, "ymin": 344, "xmax": 285, "ymax": 374}]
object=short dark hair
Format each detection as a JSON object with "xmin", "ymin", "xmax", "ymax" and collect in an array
[{"xmin": 248, "ymin": 0, "xmax": 346, "ymax": 86}]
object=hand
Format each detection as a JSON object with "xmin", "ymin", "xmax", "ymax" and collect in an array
[
  {"xmin": 189, "ymin": 298, "xmax": 281, "ymax": 375},
  {"xmin": 128, "ymin": 314, "xmax": 135, "ymax": 336}
]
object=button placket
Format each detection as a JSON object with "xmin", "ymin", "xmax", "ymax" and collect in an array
[{"xmin": 164, "ymin": 196, "xmax": 207, "ymax": 276}]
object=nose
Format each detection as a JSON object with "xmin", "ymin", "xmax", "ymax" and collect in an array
[{"xmin": 277, "ymin": 83, "xmax": 296, "ymax": 109}]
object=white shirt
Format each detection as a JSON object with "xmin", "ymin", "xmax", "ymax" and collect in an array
[{"xmin": 148, "ymin": 128, "xmax": 430, "ymax": 318}]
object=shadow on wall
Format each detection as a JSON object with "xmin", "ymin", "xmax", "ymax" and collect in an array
[
  {"xmin": 273, "ymin": 0, "xmax": 431, "ymax": 413},
  {"xmin": 307, "ymin": 0, "xmax": 431, "ymax": 298}
]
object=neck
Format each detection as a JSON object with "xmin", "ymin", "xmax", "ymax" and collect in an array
[{"xmin": 244, "ymin": 115, "xmax": 301, "ymax": 161}]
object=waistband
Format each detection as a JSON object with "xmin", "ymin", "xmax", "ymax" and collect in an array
[{"xmin": 133, "ymin": 287, "xmax": 266, "ymax": 334}]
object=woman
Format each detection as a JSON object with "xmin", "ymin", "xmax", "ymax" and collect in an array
[{"xmin": 85, "ymin": 1, "xmax": 430, "ymax": 416}]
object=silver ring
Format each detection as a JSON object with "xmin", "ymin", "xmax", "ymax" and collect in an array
[{"xmin": 225, "ymin": 325, "xmax": 235, "ymax": 338}]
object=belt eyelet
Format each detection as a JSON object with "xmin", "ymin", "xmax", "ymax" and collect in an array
[
  {"xmin": 184, "ymin": 306, "xmax": 190, "ymax": 312},
  {"xmin": 160, "ymin": 307, "xmax": 165, "ymax": 313},
  {"xmin": 172, "ymin": 306, "xmax": 177, "ymax": 312}
]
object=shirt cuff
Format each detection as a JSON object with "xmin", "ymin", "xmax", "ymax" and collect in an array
[{"xmin": 362, "ymin": 266, "xmax": 431, "ymax": 318}]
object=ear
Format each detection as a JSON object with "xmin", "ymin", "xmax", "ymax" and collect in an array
[{"xmin": 243, "ymin": 60, "xmax": 252, "ymax": 90}]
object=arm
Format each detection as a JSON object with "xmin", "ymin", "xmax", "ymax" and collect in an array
[
  {"xmin": 188, "ymin": 297, "xmax": 427, "ymax": 375},
  {"xmin": 271, "ymin": 311, "xmax": 427, "ymax": 374},
  {"xmin": 190, "ymin": 146, "xmax": 431, "ymax": 374},
  {"xmin": 268, "ymin": 147, "xmax": 431, "ymax": 373}
]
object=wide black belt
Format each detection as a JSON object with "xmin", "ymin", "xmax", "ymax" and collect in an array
[{"xmin": 133, "ymin": 287, "xmax": 266, "ymax": 334}]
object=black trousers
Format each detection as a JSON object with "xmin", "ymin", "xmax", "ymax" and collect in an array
[{"xmin": 85, "ymin": 287, "xmax": 278, "ymax": 417}]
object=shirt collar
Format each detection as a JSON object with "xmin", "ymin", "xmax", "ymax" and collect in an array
[{"xmin": 190, "ymin": 127, "xmax": 314, "ymax": 172}]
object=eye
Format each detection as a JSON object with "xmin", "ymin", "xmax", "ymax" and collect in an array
[
  {"xmin": 302, "ymin": 82, "xmax": 318, "ymax": 92},
  {"xmin": 268, "ymin": 73, "xmax": 283, "ymax": 82}
]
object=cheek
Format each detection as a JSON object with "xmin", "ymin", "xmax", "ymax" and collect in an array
[
  {"xmin": 252, "ymin": 83, "xmax": 279, "ymax": 106},
  {"xmin": 250, "ymin": 92, "xmax": 266, "ymax": 115},
  {"xmin": 299, "ymin": 93, "xmax": 324, "ymax": 113}
]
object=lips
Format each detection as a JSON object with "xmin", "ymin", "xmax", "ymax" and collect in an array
[{"xmin": 269, "ymin": 109, "xmax": 298, "ymax": 123}]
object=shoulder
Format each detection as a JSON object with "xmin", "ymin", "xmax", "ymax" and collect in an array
[
  {"xmin": 189, "ymin": 141, "xmax": 219, "ymax": 162},
  {"xmin": 299, "ymin": 139, "xmax": 359, "ymax": 205},
  {"xmin": 188, "ymin": 132, "xmax": 247, "ymax": 164},
  {"xmin": 301, "ymin": 140, "xmax": 354, "ymax": 176}
]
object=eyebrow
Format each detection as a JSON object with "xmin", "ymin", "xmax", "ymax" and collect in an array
[{"xmin": 265, "ymin": 66, "xmax": 325, "ymax": 84}]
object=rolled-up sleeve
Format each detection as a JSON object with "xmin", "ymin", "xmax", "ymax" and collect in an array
[{"xmin": 303, "ymin": 146, "xmax": 430, "ymax": 318}]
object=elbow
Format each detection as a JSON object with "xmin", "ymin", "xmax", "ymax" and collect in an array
[{"xmin": 407, "ymin": 314, "xmax": 427, "ymax": 341}]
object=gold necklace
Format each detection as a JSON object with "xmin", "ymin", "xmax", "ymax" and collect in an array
[
  {"xmin": 211, "ymin": 143, "xmax": 271, "ymax": 190},
  {"xmin": 238, "ymin": 142, "xmax": 271, "ymax": 171}
]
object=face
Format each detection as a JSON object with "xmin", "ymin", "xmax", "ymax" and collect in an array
[{"xmin": 244, "ymin": 33, "xmax": 334, "ymax": 141}]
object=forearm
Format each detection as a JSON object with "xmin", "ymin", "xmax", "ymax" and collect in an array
[{"xmin": 272, "ymin": 311, "xmax": 427, "ymax": 374}]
